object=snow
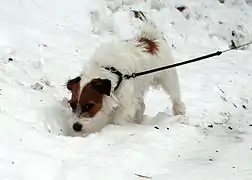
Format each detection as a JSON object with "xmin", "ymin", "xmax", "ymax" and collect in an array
[{"xmin": 0, "ymin": 0, "xmax": 252, "ymax": 179}]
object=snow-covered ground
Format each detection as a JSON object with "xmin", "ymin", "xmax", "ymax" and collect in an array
[{"xmin": 0, "ymin": 0, "xmax": 252, "ymax": 179}]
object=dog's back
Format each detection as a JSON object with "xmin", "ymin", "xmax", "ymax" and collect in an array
[{"xmin": 90, "ymin": 10, "xmax": 173, "ymax": 72}]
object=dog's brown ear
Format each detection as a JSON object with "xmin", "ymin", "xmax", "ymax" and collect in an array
[
  {"xmin": 67, "ymin": 76, "xmax": 81, "ymax": 91},
  {"xmin": 90, "ymin": 78, "xmax": 111, "ymax": 96}
]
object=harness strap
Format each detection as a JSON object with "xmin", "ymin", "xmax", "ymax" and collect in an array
[{"xmin": 103, "ymin": 67, "xmax": 123, "ymax": 92}]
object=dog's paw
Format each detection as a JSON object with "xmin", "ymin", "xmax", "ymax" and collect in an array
[
  {"xmin": 172, "ymin": 101, "xmax": 186, "ymax": 116},
  {"xmin": 178, "ymin": 115, "xmax": 189, "ymax": 125},
  {"xmin": 134, "ymin": 117, "xmax": 144, "ymax": 124}
]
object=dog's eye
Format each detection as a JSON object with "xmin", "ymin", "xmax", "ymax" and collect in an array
[
  {"xmin": 69, "ymin": 102, "xmax": 77, "ymax": 112},
  {"xmin": 82, "ymin": 103, "xmax": 95, "ymax": 112}
]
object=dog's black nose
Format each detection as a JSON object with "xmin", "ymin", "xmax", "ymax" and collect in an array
[{"xmin": 73, "ymin": 122, "xmax": 82, "ymax": 132}]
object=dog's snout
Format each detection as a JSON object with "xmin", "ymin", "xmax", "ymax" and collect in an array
[{"xmin": 73, "ymin": 122, "xmax": 83, "ymax": 132}]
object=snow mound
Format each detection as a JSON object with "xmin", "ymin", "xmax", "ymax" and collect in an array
[{"xmin": 0, "ymin": 0, "xmax": 252, "ymax": 179}]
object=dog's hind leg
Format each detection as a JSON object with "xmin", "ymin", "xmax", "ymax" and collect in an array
[
  {"xmin": 134, "ymin": 98, "xmax": 145, "ymax": 124},
  {"xmin": 157, "ymin": 69, "xmax": 186, "ymax": 116}
]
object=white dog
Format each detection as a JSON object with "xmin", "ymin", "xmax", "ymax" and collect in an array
[{"xmin": 66, "ymin": 10, "xmax": 185, "ymax": 136}]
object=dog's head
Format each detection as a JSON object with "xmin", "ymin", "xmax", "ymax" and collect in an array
[{"xmin": 66, "ymin": 76, "xmax": 112, "ymax": 134}]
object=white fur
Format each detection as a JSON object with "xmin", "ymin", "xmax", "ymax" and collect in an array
[{"xmin": 71, "ymin": 11, "xmax": 185, "ymax": 136}]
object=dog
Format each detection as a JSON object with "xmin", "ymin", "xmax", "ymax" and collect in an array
[{"xmin": 66, "ymin": 10, "xmax": 185, "ymax": 136}]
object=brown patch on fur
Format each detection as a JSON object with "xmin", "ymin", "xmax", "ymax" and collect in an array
[
  {"xmin": 67, "ymin": 77, "xmax": 81, "ymax": 112},
  {"xmin": 78, "ymin": 80, "xmax": 104, "ymax": 118},
  {"xmin": 138, "ymin": 37, "xmax": 159, "ymax": 55},
  {"xmin": 67, "ymin": 78, "xmax": 111, "ymax": 118}
]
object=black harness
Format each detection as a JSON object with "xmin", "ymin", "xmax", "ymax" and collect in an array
[{"xmin": 103, "ymin": 66, "xmax": 135, "ymax": 92}]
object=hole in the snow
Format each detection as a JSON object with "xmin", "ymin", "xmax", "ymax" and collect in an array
[{"xmin": 39, "ymin": 98, "xmax": 76, "ymax": 137}]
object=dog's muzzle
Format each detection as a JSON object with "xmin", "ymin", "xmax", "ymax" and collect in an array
[{"xmin": 72, "ymin": 122, "xmax": 83, "ymax": 132}]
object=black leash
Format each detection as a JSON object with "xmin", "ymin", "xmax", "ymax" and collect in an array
[
  {"xmin": 126, "ymin": 41, "xmax": 252, "ymax": 79},
  {"xmin": 104, "ymin": 40, "xmax": 252, "ymax": 91}
]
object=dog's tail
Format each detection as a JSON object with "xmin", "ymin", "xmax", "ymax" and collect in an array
[{"xmin": 131, "ymin": 10, "xmax": 164, "ymax": 41}]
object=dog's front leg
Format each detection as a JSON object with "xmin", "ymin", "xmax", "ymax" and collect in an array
[{"xmin": 112, "ymin": 104, "xmax": 138, "ymax": 126}]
